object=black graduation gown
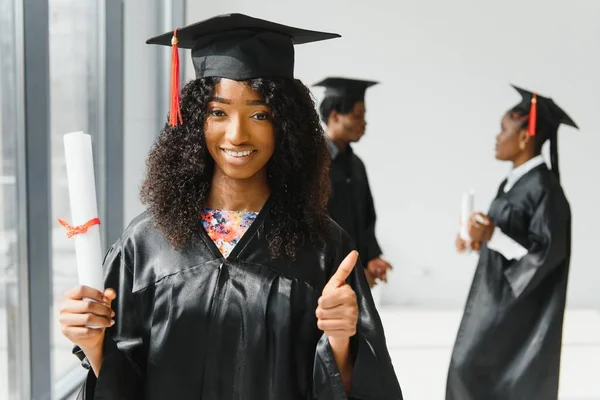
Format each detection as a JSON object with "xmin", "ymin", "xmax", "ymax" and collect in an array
[
  {"xmin": 327, "ymin": 140, "xmax": 382, "ymax": 265},
  {"xmin": 73, "ymin": 197, "xmax": 403, "ymax": 400},
  {"xmin": 446, "ymin": 165, "xmax": 571, "ymax": 400}
]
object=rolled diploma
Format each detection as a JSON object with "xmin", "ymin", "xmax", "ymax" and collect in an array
[
  {"xmin": 459, "ymin": 190, "xmax": 474, "ymax": 242},
  {"xmin": 63, "ymin": 132, "xmax": 105, "ymax": 293}
]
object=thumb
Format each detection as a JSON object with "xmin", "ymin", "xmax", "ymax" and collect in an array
[
  {"xmin": 324, "ymin": 250, "xmax": 358, "ymax": 291},
  {"xmin": 103, "ymin": 288, "xmax": 117, "ymax": 306},
  {"xmin": 473, "ymin": 212, "xmax": 490, "ymax": 225}
]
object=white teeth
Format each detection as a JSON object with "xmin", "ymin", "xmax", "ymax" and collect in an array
[{"xmin": 223, "ymin": 149, "xmax": 254, "ymax": 157}]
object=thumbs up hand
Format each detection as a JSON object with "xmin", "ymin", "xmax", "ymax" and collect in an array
[{"xmin": 316, "ymin": 250, "xmax": 359, "ymax": 339}]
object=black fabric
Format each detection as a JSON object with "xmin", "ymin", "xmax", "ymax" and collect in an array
[
  {"xmin": 145, "ymin": 13, "xmax": 340, "ymax": 80},
  {"xmin": 74, "ymin": 198, "xmax": 402, "ymax": 400},
  {"xmin": 446, "ymin": 164, "xmax": 571, "ymax": 400},
  {"xmin": 314, "ymin": 78, "xmax": 378, "ymax": 103},
  {"xmin": 510, "ymin": 84, "xmax": 579, "ymax": 180},
  {"xmin": 326, "ymin": 140, "xmax": 382, "ymax": 265},
  {"xmin": 511, "ymin": 85, "xmax": 578, "ymax": 130}
]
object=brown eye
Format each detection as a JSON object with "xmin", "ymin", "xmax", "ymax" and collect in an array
[{"xmin": 252, "ymin": 112, "xmax": 269, "ymax": 121}]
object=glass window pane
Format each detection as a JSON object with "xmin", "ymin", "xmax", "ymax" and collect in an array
[
  {"xmin": 1, "ymin": 0, "xmax": 24, "ymax": 398},
  {"xmin": 49, "ymin": 0, "xmax": 104, "ymax": 384}
]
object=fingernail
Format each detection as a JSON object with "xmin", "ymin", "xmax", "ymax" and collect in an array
[
  {"xmin": 110, "ymin": 319, "xmax": 115, "ymax": 326},
  {"xmin": 111, "ymin": 311, "xmax": 115, "ymax": 318}
]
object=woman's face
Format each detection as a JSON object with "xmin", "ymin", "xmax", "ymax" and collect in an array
[
  {"xmin": 495, "ymin": 112, "xmax": 527, "ymax": 161},
  {"xmin": 204, "ymin": 79, "xmax": 275, "ymax": 181}
]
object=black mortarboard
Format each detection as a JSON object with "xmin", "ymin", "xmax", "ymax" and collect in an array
[
  {"xmin": 313, "ymin": 77, "xmax": 379, "ymax": 102},
  {"xmin": 510, "ymin": 84, "xmax": 579, "ymax": 180},
  {"xmin": 146, "ymin": 13, "xmax": 340, "ymax": 126},
  {"xmin": 511, "ymin": 84, "xmax": 578, "ymax": 133}
]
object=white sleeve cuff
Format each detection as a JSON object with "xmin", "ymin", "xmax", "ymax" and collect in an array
[{"xmin": 487, "ymin": 227, "xmax": 528, "ymax": 261}]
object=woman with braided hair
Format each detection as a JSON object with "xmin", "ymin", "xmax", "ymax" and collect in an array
[{"xmin": 448, "ymin": 84, "xmax": 579, "ymax": 400}]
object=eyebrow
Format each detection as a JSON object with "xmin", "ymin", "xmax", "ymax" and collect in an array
[
  {"xmin": 246, "ymin": 99, "xmax": 267, "ymax": 106},
  {"xmin": 208, "ymin": 97, "xmax": 267, "ymax": 106}
]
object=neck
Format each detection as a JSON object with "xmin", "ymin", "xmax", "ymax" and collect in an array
[
  {"xmin": 512, "ymin": 152, "xmax": 539, "ymax": 169},
  {"xmin": 206, "ymin": 168, "xmax": 271, "ymax": 212},
  {"xmin": 326, "ymin": 128, "xmax": 349, "ymax": 151}
]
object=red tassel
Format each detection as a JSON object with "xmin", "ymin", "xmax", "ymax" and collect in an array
[
  {"xmin": 528, "ymin": 93, "xmax": 537, "ymax": 136},
  {"xmin": 169, "ymin": 28, "xmax": 183, "ymax": 126}
]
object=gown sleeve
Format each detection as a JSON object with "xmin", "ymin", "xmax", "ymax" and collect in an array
[
  {"xmin": 501, "ymin": 189, "xmax": 571, "ymax": 298},
  {"xmin": 487, "ymin": 227, "xmax": 528, "ymax": 260},
  {"xmin": 75, "ymin": 242, "xmax": 146, "ymax": 400},
  {"xmin": 312, "ymin": 236, "xmax": 403, "ymax": 400},
  {"xmin": 362, "ymin": 171, "xmax": 383, "ymax": 264}
]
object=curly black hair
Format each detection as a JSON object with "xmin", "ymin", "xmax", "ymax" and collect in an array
[{"xmin": 140, "ymin": 77, "xmax": 332, "ymax": 260}]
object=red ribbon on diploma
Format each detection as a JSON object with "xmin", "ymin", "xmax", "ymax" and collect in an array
[{"xmin": 58, "ymin": 217, "xmax": 101, "ymax": 238}]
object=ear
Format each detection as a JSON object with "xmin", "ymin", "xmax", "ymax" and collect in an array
[
  {"xmin": 517, "ymin": 128, "xmax": 530, "ymax": 142},
  {"xmin": 517, "ymin": 129, "xmax": 533, "ymax": 150},
  {"xmin": 329, "ymin": 109, "xmax": 340, "ymax": 124}
]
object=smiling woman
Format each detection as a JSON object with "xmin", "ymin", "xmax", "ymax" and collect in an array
[
  {"xmin": 140, "ymin": 75, "xmax": 333, "ymax": 259},
  {"xmin": 205, "ymin": 79, "xmax": 276, "ymax": 182},
  {"xmin": 57, "ymin": 13, "xmax": 403, "ymax": 400}
]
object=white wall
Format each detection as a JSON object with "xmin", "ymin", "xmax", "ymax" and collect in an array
[{"xmin": 186, "ymin": 0, "xmax": 600, "ymax": 308}]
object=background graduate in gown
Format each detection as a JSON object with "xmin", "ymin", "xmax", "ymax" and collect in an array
[
  {"xmin": 57, "ymin": 14, "xmax": 403, "ymax": 400},
  {"xmin": 447, "ymin": 84, "xmax": 578, "ymax": 400},
  {"xmin": 314, "ymin": 78, "xmax": 392, "ymax": 288}
]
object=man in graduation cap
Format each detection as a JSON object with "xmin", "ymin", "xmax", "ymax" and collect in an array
[
  {"xmin": 447, "ymin": 85, "xmax": 578, "ymax": 400},
  {"xmin": 314, "ymin": 78, "xmax": 392, "ymax": 288}
]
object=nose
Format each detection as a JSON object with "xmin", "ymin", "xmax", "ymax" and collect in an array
[{"xmin": 225, "ymin": 115, "xmax": 249, "ymax": 145}]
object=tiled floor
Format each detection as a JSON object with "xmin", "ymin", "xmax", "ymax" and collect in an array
[{"xmin": 379, "ymin": 307, "xmax": 600, "ymax": 400}]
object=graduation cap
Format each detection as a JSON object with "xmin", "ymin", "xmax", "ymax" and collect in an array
[
  {"xmin": 510, "ymin": 84, "xmax": 579, "ymax": 180},
  {"xmin": 511, "ymin": 84, "xmax": 578, "ymax": 136},
  {"xmin": 313, "ymin": 77, "xmax": 379, "ymax": 103},
  {"xmin": 146, "ymin": 13, "xmax": 340, "ymax": 126}
]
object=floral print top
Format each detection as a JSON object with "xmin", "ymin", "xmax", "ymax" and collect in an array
[{"xmin": 200, "ymin": 209, "xmax": 259, "ymax": 258}]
